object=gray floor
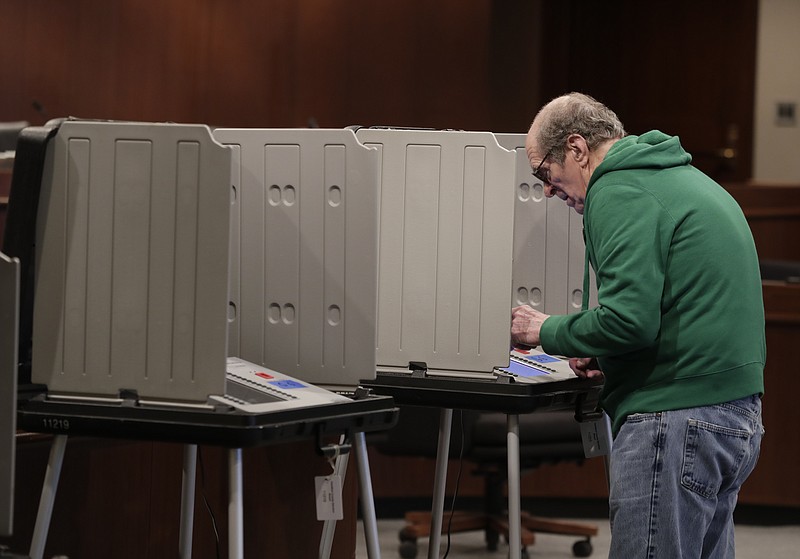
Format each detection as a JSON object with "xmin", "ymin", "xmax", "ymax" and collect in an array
[{"xmin": 356, "ymin": 517, "xmax": 800, "ymax": 558}]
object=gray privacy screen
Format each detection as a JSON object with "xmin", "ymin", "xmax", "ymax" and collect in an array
[
  {"xmin": 32, "ymin": 121, "xmax": 231, "ymax": 402},
  {"xmin": 214, "ymin": 128, "xmax": 380, "ymax": 389},
  {"xmin": 355, "ymin": 128, "xmax": 516, "ymax": 377}
]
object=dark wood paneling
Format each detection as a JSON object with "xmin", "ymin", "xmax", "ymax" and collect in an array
[
  {"xmin": 367, "ymin": 434, "xmax": 609, "ymax": 504},
  {"xmin": 0, "ymin": 0, "xmax": 504, "ymax": 131},
  {"xmin": 1, "ymin": 437, "xmax": 358, "ymax": 558},
  {"xmin": 539, "ymin": 0, "xmax": 758, "ymax": 183},
  {"xmin": 726, "ymin": 183, "xmax": 800, "ymax": 261},
  {"xmin": 739, "ymin": 283, "xmax": 800, "ymax": 506},
  {"xmin": 0, "ymin": 0, "xmax": 761, "ymax": 169}
]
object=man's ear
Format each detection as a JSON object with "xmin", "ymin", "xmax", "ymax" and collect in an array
[{"xmin": 566, "ymin": 133, "xmax": 590, "ymax": 165}]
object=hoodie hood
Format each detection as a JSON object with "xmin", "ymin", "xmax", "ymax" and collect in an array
[{"xmin": 588, "ymin": 130, "xmax": 693, "ymax": 191}]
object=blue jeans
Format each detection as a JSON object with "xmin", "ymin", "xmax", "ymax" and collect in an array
[{"xmin": 608, "ymin": 395, "xmax": 764, "ymax": 558}]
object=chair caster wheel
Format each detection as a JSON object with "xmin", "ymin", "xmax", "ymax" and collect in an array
[
  {"xmin": 572, "ymin": 538, "xmax": 593, "ymax": 557},
  {"xmin": 508, "ymin": 548, "xmax": 530, "ymax": 559},
  {"xmin": 399, "ymin": 539, "xmax": 418, "ymax": 559},
  {"xmin": 398, "ymin": 528, "xmax": 415, "ymax": 543}
]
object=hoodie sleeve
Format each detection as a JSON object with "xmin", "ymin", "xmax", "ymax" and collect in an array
[{"xmin": 540, "ymin": 181, "xmax": 675, "ymax": 357}]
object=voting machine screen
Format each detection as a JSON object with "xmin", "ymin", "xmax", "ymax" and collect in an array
[{"xmin": 5, "ymin": 120, "xmax": 396, "ymax": 447}]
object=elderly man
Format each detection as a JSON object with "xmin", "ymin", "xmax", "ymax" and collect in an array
[{"xmin": 511, "ymin": 92, "xmax": 764, "ymax": 558}]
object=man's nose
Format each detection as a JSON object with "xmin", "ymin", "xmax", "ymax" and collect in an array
[{"xmin": 543, "ymin": 183, "xmax": 556, "ymax": 198}]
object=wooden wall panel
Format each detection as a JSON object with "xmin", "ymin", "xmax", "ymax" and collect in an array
[
  {"xmin": 726, "ymin": 183, "xmax": 800, "ymax": 261},
  {"xmin": 739, "ymin": 284, "xmax": 800, "ymax": 506},
  {"xmin": 1, "ymin": 437, "xmax": 358, "ymax": 558},
  {"xmin": 367, "ymin": 445, "xmax": 609, "ymax": 502},
  {"xmin": 538, "ymin": 0, "xmax": 758, "ymax": 183},
  {"xmin": 0, "ymin": 0, "xmax": 517, "ymax": 131}
]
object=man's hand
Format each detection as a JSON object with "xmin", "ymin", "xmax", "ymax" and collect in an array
[
  {"xmin": 510, "ymin": 305, "xmax": 550, "ymax": 348},
  {"xmin": 568, "ymin": 357, "xmax": 604, "ymax": 380}
]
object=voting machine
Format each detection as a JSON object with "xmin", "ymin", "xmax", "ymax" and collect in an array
[
  {"xmin": 213, "ymin": 127, "xmax": 380, "ymax": 392},
  {"xmin": 3, "ymin": 119, "xmax": 396, "ymax": 446},
  {"xmin": 352, "ymin": 128, "xmax": 601, "ymax": 412},
  {"xmin": 1, "ymin": 119, "xmax": 399, "ymax": 559}
]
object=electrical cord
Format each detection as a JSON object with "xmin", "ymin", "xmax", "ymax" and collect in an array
[
  {"xmin": 441, "ymin": 409, "xmax": 465, "ymax": 559},
  {"xmin": 197, "ymin": 447, "xmax": 222, "ymax": 559}
]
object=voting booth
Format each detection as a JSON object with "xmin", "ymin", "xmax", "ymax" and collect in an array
[
  {"xmin": 494, "ymin": 133, "xmax": 595, "ymax": 316},
  {"xmin": 3, "ymin": 120, "xmax": 602, "ymax": 559},
  {"xmin": 3, "ymin": 120, "xmax": 398, "ymax": 559},
  {"xmin": 356, "ymin": 127, "xmax": 516, "ymax": 378},
  {"xmin": 31, "ymin": 121, "xmax": 231, "ymax": 402},
  {"xmin": 210, "ymin": 125, "xmax": 603, "ymax": 558},
  {"xmin": 214, "ymin": 128, "xmax": 380, "ymax": 391},
  {"xmin": 350, "ymin": 128, "xmax": 603, "ymax": 559}
]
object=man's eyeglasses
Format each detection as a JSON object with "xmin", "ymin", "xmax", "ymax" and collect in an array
[{"xmin": 532, "ymin": 150, "xmax": 551, "ymax": 185}]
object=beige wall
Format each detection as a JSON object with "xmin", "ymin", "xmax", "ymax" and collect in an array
[{"xmin": 754, "ymin": 0, "xmax": 800, "ymax": 182}]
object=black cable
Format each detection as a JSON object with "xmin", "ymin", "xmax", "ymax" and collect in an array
[
  {"xmin": 197, "ymin": 447, "xmax": 222, "ymax": 559},
  {"xmin": 441, "ymin": 410, "xmax": 466, "ymax": 559}
]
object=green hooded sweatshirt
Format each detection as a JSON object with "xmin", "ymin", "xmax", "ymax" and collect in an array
[{"xmin": 539, "ymin": 131, "xmax": 765, "ymax": 436}]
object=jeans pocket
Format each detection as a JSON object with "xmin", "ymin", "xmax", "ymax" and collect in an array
[
  {"xmin": 624, "ymin": 412, "xmax": 660, "ymax": 424},
  {"xmin": 681, "ymin": 419, "xmax": 750, "ymax": 499}
]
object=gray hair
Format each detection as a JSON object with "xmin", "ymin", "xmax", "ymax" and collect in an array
[{"xmin": 533, "ymin": 92, "xmax": 626, "ymax": 163}]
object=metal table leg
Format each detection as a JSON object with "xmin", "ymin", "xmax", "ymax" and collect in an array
[
  {"xmin": 427, "ymin": 408, "xmax": 453, "ymax": 559},
  {"xmin": 229, "ymin": 448, "xmax": 244, "ymax": 559},
  {"xmin": 29, "ymin": 434, "xmax": 67, "ymax": 559},
  {"xmin": 507, "ymin": 414, "xmax": 521, "ymax": 559},
  {"xmin": 354, "ymin": 432, "xmax": 381, "ymax": 559},
  {"xmin": 179, "ymin": 444, "xmax": 197, "ymax": 559}
]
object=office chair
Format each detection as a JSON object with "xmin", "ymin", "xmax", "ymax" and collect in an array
[{"xmin": 372, "ymin": 405, "xmax": 599, "ymax": 559}]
